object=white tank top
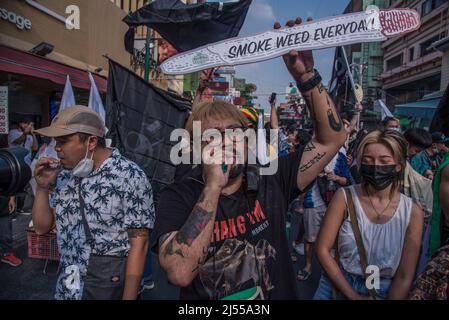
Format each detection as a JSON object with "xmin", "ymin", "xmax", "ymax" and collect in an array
[{"xmin": 338, "ymin": 185, "xmax": 413, "ymax": 278}]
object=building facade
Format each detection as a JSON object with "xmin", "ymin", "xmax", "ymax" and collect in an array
[
  {"xmin": 0, "ymin": 0, "xmax": 132, "ymax": 127},
  {"xmin": 432, "ymin": 16, "xmax": 449, "ymax": 90},
  {"xmin": 343, "ymin": 0, "xmax": 386, "ymax": 108},
  {"xmin": 381, "ymin": 0, "xmax": 448, "ymax": 106}
]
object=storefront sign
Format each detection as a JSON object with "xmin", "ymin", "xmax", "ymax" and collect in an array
[
  {"xmin": 0, "ymin": 87, "xmax": 9, "ymax": 134},
  {"xmin": 25, "ymin": 0, "xmax": 78, "ymax": 29},
  {"xmin": 161, "ymin": 7, "xmax": 420, "ymax": 75},
  {"xmin": 0, "ymin": 7, "xmax": 32, "ymax": 30}
]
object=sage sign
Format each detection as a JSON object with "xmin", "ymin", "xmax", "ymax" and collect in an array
[
  {"xmin": 0, "ymin": 7, "xmax": 32, "ymax": 30},
  {"xmin": 161, "ymin": 7, "xmax": 420, "ymax": 75}
]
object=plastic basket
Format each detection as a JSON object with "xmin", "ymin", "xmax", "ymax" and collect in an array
[{"xmin": 26, "ymin": 228, "xmax": 59, "ymax": 261}]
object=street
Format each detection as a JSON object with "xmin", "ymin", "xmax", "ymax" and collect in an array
[{"xmin": 0, "ymin": 211, "xmax": 321, "ymax": 300}]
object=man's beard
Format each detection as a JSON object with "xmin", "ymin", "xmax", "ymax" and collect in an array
[{"xmin": 229, "ymin": 164, "xmax": 245, "ymax": 180}]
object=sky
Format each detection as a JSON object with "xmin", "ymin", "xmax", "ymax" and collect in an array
[{"xmin": 218, "ymin": 0, "xmax": 350, "ymax": 111}]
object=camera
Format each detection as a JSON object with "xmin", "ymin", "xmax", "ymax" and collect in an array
[{"xmin": 0, "ymin": 147, "xmax": 32, "ymax": 197}]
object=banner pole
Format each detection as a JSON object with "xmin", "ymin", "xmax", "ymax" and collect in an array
[
  {"xmin": 341, "ymin": 46, "xmax": 357, "ymax": 98},
  {"xmin": 341, "ymin": 46, "xmax": 361, "ymax": 129}
]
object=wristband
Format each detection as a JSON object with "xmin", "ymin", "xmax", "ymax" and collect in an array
[{"xmin": 296, "ymin": 69, "xmax": 322, "ymax": 93}]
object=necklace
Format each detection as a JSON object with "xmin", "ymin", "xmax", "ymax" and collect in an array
[{"xmin": 365, "ymin": 187, "xmax": 393, "ymax": 220}]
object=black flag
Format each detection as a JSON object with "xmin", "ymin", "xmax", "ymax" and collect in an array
[
  {"xmin": 328, "ymin": 47, "xmax": 349, "ymax": 111},
  {"xmin": 430, "ymin": 82, "xmax": 449, "ymax": 135},
  {"xmin": 123, "ymin": 0, "xmax": 252, "ymax": 54},
  {"xmin": 106, "ymin": 59, "xmax": 191, "ymax": 202}
]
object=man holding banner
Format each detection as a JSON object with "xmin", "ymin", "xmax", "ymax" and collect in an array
[{"xmin": 151, "ymin": 17, "xmax": 347, "ymax": 300}]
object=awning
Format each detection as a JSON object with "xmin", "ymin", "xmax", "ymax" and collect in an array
[
  {"xmin": 0, "ymin": 45, "xmax": 107, "ymax": 92},
  {"xmin": 394, "ymin": 98, "xmax": 441, "ymax": 118}
]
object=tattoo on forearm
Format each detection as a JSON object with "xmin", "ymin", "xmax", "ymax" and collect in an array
[
  {"xmin": 164, "ymin": 239, "xmax": 185, "ymax": 258},
  {"xmin": 191, "ymin": 247, "xmax": 208, "ymax": 273},
  {"xmin": 299, "ymin": 152, "xmax": 327, "ymax": 172},
  {"xmin": 303, "ymin": 93, "xmax": 316, "ymax": 120},
  {"xmin": 127, "ymin": 228, "xmax": 149, "ymax": 239},
  {"xmin": 159, "ymin": 233, "xmax": 173, "ymax": 248},
  {"xmin": 326, "ymin": 96, "xmax": 343, "ymax": 132},
  {"xmin": 304, "ymin": 141, "xmax": 316, "ymax": 152},
  {"xmin": 175, "ymin": 205, "xmax": 213, "ymax": 247},
  {"xmin": 317, "ymin": 82, "xmax": 326, "ymax": 94}
]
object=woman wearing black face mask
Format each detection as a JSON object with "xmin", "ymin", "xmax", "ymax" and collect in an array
[{"xmin": 314, "ymin": 130, "xmax": 424, "ymax": 300}]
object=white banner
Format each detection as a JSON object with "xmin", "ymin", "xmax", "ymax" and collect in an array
[
  {"xmin": 0, "ymin": 86, "xmax": 8, "ymax": 134},
  {"xmin": 161, "ymin": 8, "xmax": 420, "ymax": 75}
]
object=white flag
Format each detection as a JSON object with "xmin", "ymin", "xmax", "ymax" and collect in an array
[
  {"xmin": 88, "ymin": 73, "xmax": 111, "ymax": 146},
  {"xmin": 88, "ymin": 72, "xmax": 106, "ymax": 123},
  {"xmin": 60, "ymin": 75, "xmax": 76, "ymax": 111},
  {"xmin": 378, "ymin": 100, "xmax": 393, "ymax": 120}
]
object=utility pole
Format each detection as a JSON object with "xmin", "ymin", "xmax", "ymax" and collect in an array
[{"xmin": 144, "ymin": 0, "xmax": 153, "ymax": 82}]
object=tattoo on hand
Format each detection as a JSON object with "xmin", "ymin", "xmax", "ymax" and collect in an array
[
  {"xmin": 299, "ymin": 152, "xmax": 327, "ymax": 172},
  {"xmin": 176, "ymin": 205, "xmax": 213, "ymax": 247},
  {"xmin": 127, "ymin": 228, "xmax": 149, "ymax": 239}
]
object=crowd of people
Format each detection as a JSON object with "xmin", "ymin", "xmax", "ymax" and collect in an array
[{"xmin": 1, "ymin": 18, "xmax": 449, "ymax": 300}]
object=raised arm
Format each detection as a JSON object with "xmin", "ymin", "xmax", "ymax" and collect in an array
[
  {"xmin": 158, "ymin": 164, "xmax": 229, "ymax": 287},
  {"xmin": 277, "ymin": 18, "xmax": 347, "ymax": 191},
  {"xmin": 269, "ymin": 95, "xmax": 279, "ymax": 129},
  {"xmin": 348, "ymin": 103, "xmax": 362, "ymax": 133},
  {"xmin": 32, "ymin": 157, "xmax": 61, "ymax": 235},
  {"xmin": 191, "ymin": 69, "xmax": 214, "ymax": 113}
]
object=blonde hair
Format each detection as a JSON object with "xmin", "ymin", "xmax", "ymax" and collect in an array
[
  {"xmin": 185, "ymin": 101, "xmax": 249, "ymax": 137},
  {"xmin": 356, "ymin": 129, "xmax": 408, "ymax": 192}
]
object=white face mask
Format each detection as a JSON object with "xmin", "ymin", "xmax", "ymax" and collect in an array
[{"xmin": 72, "ymin": 138, "xmax": 95, "ymax": 178}]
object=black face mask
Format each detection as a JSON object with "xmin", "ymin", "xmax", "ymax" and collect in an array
[{"xmin": 360, "ymin": 164, "xmax": 398, "ymax": 190}]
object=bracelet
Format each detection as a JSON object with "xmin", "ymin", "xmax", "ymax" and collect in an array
[{"xmin": 296, "ymin": 69, "xmax": 322, "ymax": 93}]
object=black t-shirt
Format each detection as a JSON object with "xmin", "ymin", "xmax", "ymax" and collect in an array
[{"xmin": 151, "ymin": 147, "xmax": 305, "ymax": 300}]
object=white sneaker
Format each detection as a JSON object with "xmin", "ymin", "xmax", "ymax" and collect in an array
[{"xmin": 293, "ymin": 242, "xmax": 304, "ymax": 256}]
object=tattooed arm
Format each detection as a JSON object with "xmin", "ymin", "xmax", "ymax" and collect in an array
[
  {"xmin": 123, "ymin": 228, "xmax": 149, "ymax": 300},
  {"xmin": 158, "ymin": 186, "xmax": 221, "ymax": 287},
  {"xmin": 277, "ymin": 18, "xmax": 347, "ymax": 191}
]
